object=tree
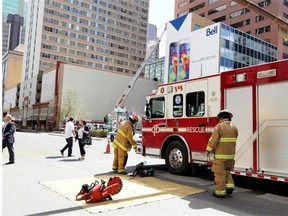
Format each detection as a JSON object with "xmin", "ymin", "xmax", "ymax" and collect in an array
[{"xmin": 60, "ymin": 88, "xmax": 86, "ymax": 121}]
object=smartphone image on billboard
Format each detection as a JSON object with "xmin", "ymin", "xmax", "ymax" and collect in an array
[
  {"xmin": 168, "ymin": 42, "xmax": 179, "ymax": 83},
  {"xmin": 178, "ymin": 39, "xmax": 190, "ymax": 81}
]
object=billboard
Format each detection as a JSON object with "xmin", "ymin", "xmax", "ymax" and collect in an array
[{"xmin": 164, "ymin": 13, "xmax": 221, "ymax": 83}]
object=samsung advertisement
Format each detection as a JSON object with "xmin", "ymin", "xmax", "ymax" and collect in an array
[{"xmin": 165, "ymin": 14, "xmax": 220, "ymax": 83}]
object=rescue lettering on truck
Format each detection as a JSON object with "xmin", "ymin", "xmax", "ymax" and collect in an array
[
  {"xmin": 141, "ymin": 60, "xmax": 288, "ymax": 183},
  {"xmin": 186, "ymin": 127, "xmax": 206, "ymax": 133}
]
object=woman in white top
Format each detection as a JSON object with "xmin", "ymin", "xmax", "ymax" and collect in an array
[{"xmin": 76, "ymin": 120, "xmax": 89, "ymax": 160}]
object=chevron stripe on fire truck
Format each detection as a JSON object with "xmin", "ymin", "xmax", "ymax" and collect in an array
[{"xmin": 142, "ymin": 127, "xmax": 214, "ymax": 133}]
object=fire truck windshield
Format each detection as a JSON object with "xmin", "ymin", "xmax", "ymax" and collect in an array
[{"xmin": 146, "ymin": 97, "xmax": 165, "ymax": 119}]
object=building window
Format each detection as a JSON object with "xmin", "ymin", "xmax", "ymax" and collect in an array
[
  {"xmin": 209, "ymin": 0, "xmax": 219, "ymax": 4},
  {"xmin": 230, "ymin": 1, "xmax": 237, "ymax": 7},
  {"xmin": 178, "ymin": 1, "xmax": 187, "ymax": 8},
  {"xmin": 283, "ymin": 12, "xmax": 288, "ymax": 19},
  {"xmin": 179, "ymin": 11, "xmax": 188, "ymax": 17},
  {"xmin": 255, "ymin": 25, "xmax": 271, "ymax": 35},
  {"xmin": 283, "ymin": 39, "xmax": 288, "ymax": 46},
  {"xmin": 213, "ymin": 15, "xmax": 226, "ymax": 22},
  {"xmin": 283, "ymin": 53, "xmax": 288, "ymax": 59},
  {"xmin": 231, "ymin": 19, "xmax": 250, "ymax": 28},
  {"xmin": 189, "ymin": 2, "xmax": 205, "ymax": 13},
  {"xmin": 208, "ymin": 4, "xmax": 227, "ymax": 15},
  {"xmin": 285, "ymin": 0, "xmax": 288, "ymax": 7},
  {"xmin": 258, "ymin": 0, "xmax": 271, "ymax": 7},
  {"xmin": 230, "ymin": 8, "xmax": 250, "ymax": 18},
  {"xmin": 255, "ymin": 15, "xmax": 265, "ymax": 22}
]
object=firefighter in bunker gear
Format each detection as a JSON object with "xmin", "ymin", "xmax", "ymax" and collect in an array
[
  {"xmin": 112, "ymin": 114, "xmax": 139, "ymax": 174},
  {"xmin": 206, "ymin": 110, "xmax": 238, "ymax": 198}
]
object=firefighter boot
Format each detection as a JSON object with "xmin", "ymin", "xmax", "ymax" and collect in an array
[
  {"xmin": 212, "ymin": 191, "xmax": 226, "ymax": 198},
  {"xmin": 226, "ymin": 188, "xmax": 234, "ymax": 195}
]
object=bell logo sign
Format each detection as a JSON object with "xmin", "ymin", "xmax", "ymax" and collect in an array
[{"xmin": 206, "ymin": 26, "xmax": 218, "ymax": 37}]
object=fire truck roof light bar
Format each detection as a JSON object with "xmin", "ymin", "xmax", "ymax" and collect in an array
[
  {"xmin": 167, "ymin": 86, "xmax": 173, "ymax": 93},
  {"xmin": 257, "ymin": 69, "xmax": 276, "ymax": 79},
  {"xmin": 235, "ymin": 73, "xmax": 247, "ymax": 82}
]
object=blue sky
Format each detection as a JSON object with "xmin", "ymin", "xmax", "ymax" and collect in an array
[{"xmin": 148, "ymin": 0, "xmax": 175, "ymax": 56}]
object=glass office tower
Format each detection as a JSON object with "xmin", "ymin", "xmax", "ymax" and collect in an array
[{"xmin": 220, "ymin": 23, "xmax": 277, "ymax": 72}]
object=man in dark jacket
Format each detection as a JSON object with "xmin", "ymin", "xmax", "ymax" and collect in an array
[{"xmin": 2, "ymin": 114, "xmax": 16, "ymax": 164}]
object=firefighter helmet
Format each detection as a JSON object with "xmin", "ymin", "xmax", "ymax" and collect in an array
[
  {"xmin": 129, "ymin": 114, "xmax": 139, "ymax": 123},
  {"xmin": 217, "ymin": 110, "xmax": 233, "ymax": 120}
]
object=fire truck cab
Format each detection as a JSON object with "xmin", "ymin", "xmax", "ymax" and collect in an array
[{"xmin": 142, "ymin": 60, "xmax": 288, "ymax": 182}]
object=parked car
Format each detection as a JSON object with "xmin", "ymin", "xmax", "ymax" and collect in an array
[
  {"xmin": 85, "ymin": 123, "xmax": 93, "ymax": 131},
  {"xmin": 107, "ymin": 129, "xmax": 142, "ymax": 144},
  {"xmin": 94, "ymin": 123, "xmax": 108, "ymax": 130}
]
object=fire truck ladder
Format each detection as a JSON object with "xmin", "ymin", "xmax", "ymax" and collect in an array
[{"xmin": 115, "ymin": 24, "xmax": 167, "ymax": 109}]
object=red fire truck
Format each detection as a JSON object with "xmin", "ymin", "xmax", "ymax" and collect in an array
[{"xmin": 141, "ymin": 60, "xmax": 288, "ymax": 182}]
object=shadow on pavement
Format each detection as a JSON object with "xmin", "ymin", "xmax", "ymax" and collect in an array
[
  {"xmin": 2, "ymin": 163, "xmax": 15, "ymax": 166},
  {"xmin": 45, "ymin": 156, "xmax": 82, "ymax": 162},
  {"xmin": 26, "ymin": 206, "xmax": 83, "ymax": 216},
  {"xmin": 59, "ymin": 158, "xmax": 82, "ymax": 162},
  {"xmin": 46, "ymin": 156, "xmax": 64, "ymax": 159}
]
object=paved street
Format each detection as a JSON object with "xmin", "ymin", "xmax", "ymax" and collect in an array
[{"xmin": 2, "ymin": 132, "xmax": 288, "ymax": 216}]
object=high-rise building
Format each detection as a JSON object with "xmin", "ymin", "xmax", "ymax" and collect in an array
[
  {"xmin": 7, "ymin": 15, "xmax": 25, "ymax": 49},
  {"xmin": 22, "ymin": 0, "xmax": 149, "ymax": 82},
  {"xmin": 146, "ymin": 23, "xmax": 159, "ymax": 63},
  {"xmin": 2, "ymin": 14, "xmax": 26, "ymax": 56},
  {"xmin": 174, "ymin": 0, "xmax": 288, "ymax": 59},
  {"xmin": 146, "ymin": 39, "xmax": 160, "ymax": 63},
  {"xmin": 19, "ymin": 0, "xmax": 149, "ymax": 124},
  {"xmin": 2, "ymin": 0, "xmax": 26, "ymax": 56},
  {"xmin": 147, "ymin": 23, "xmax": 157, "ymax": 41}
]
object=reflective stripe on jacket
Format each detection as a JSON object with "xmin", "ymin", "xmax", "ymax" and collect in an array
[
  {"xmin": 112, "ymin": 121, "xmax": 137, "ymax": 152},
  {"xmin": 206, "ymin": 119, "xmax": 238, "ymax": 160}
]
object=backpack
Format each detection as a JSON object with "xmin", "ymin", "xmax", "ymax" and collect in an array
[{"xmin": 130, "ymin": 161, "xmax": 154, "ymax": 179}]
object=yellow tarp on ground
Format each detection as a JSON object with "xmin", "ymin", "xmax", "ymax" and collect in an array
[{"xmin": 40, "ymin": 174, "xmax": 205, "ymax": 214}]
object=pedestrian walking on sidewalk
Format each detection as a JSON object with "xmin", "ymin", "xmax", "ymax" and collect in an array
[
  {"xmin": 2, "ymin": 114, "xmax": 16, "ymax": 164},
  {"xmin": 75, "ymin": 120, "xmax": 89, "ymax": 160},
  {"xmin": 60, "ymin": 117, "xmax": 76, "ymax": 157},
  {"xmin": 112, "ymin": 114, "xmax": 138, "ymax": 174}
]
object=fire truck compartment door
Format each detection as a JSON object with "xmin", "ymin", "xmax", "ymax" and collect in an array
[
  {"xmin": 225, "ymin": 86, "xmax": 253, "ymax": 171},
  {"xmin": 258, "ymin": 82, "xmax": 288, "ymax": 175}
]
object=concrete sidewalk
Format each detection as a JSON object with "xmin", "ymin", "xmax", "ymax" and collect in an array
[
  {"xmin": 3, "ymin": 132, "xmax": 288, "ymax": 216},
  {"xmin": 2, "ymin": 132, "xmax": 166, "ymax": 216}
]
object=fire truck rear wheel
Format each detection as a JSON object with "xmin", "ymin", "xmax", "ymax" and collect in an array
[{"xmin": 165, "ymin": 141, "xmax": 188, "ymax": 175}]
